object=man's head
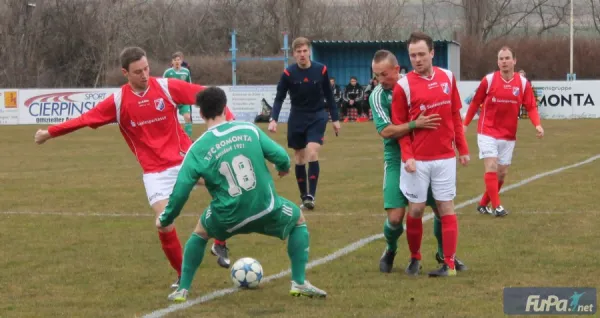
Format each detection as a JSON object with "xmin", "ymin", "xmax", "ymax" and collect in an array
[
  {"xmin": 172, "ymin": 52, "xmax": 184, "ymax": 69},
  {"xmin": 292, "ymin": 37, "xmax": 311, "ymax": 68},
  {"xmin": 120, "ymin": 47, "xmax": 149, "ymax": 91},
  {"xmin": 407, "ymin": 31, "xmax": 434, "ymax": 76},
  {"xmin": 330, "ymin": 77, "xmax": 336, "ymax": 85},
  {"xmin": 497, "ymin": 46, "xmax": 516, "ymax": 73},
  {"xmin": 519, "ymin": 69, "xmax": 526, "ymax": 77},
  {"xmin": 196, "ymin": 87, "xmax": 227, "ymax": 121},
  {"xmin": 372, "ymin": 49, "xmax": 400, "ymax": 90},
  {"xmin": 349, "ymin": 76, "xmax": 358, "ymax": 86}
]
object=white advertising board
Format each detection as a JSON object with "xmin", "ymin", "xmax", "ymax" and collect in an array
[
  {"xmin": 18, "ymin": 88, "xmax": 118, "ymax": 125},
  {"xmin": 9, "ymin": 80, "xmax": 600, "ymax": 125}
]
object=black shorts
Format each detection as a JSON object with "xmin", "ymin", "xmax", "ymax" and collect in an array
[{"xmin": 287, "ymin": 110, "xmax": 328, "ymax": 150}]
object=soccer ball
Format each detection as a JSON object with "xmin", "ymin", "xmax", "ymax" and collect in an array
[{"xmin": 230, "ymin": 257, "xmax": 263, "ymax": 289}]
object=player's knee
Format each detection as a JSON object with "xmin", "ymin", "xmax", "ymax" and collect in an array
[
  {"xmin": 306, "ymin": 146, "xmax": 320, "ymax": 162},
  {"xmin": 193, "ymin": 220, "xmax": 210, "ymax": 239},
  {"xmin": 483, "ymin": 157, "xmax": 498, "ymax": 171},
  {"xmin": 296, "ymin": 213, "xmax": 306, "ymax": 225},
  {"xmin": 294, "ymin": 150, "xmax": 306, "ymax": 165},
  {"xmin": 387, "ymin": 209, "xmax": 404, "ymax": 225},
  {"xmin": 184, "ymin": 114, "xmax": 191, "ymax": 122},
  {"xmin": 435, "ymin": 200, "xmax": 455, "ymax": 216},
  {"xmin": 408, "ymin": 203, "xmax": 425, "ymax": 217}
]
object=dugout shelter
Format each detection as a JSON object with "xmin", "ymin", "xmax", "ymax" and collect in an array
[{"xmin": 310, "ymin": 40, "xmax": 461, "ymax": 85}]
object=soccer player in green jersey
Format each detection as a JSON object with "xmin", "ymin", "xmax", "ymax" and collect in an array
[
  {"xmin": 369, "ymin": 50, "xmax": 467, "ymax": 274},
  {"xmin": 157, "ymin": 87, "xmax": 327, "ymax": 302},
  {"xmin": 163, "ymin": 52, "xmax": 194, "ymax": 137}
]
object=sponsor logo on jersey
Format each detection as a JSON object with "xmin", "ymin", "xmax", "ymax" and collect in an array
[
  {"xmin": 441, "ymin": 82, "xmax": 450, "ymax": 94},
  {"xmin": 155, "ymin": 98, "xmax": 165, "ymax": 111}
]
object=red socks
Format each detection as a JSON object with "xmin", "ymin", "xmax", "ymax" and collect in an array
[
  {"xmin": 158, "ymin": 229, "xmax": 183, "ymax": 276},
  {"xmin": 441, "ymin": 214, "xmax": 458, "ymax": 270},
  {"xmin": 214, "ymin": 239, "xmax": 226, "ymax": 245},
  {"xmin": 405, "ymin": 215, "xmax": 423, "ymax": 260},
  {"xmin": 480, "ymin": 172, "xmax": 501, "ymax": 208},
  {"xmin": 480, "ymin": 178, "xmax": 505, "ymax": 206}
]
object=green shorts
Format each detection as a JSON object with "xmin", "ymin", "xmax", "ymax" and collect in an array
[
  {"xmin": 200, "ymin": 197, "xmax": 301, "ymax": 241},
  {"xmin": 177, "ymin": 105, "xmax": 191, "ymax": 115},
  {"xmin": 383, "ymin": 160, "xmax": 436, "ymax": 209}
]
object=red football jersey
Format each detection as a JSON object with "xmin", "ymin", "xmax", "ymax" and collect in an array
[
  {"xmin": 463, "ymin": 71, "xmax": 540, "ymax": 140},
  {"xmin": 48, "ymin": 77, "xmax": 235, "ymax": 173},
  {"xmin": 391, "ymin": 67, "xmax": 469, "ymax": 162}
]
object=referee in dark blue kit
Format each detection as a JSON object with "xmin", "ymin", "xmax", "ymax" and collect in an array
[{"xmin": 268, "ymin": 36, "xmax": 341, "ymax": 210}]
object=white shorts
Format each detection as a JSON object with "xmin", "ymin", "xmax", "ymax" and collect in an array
[
  {"xmin": 400, "ymin": 157, "xmax": 456, "ymax": 203},
  {"xmin": 477, "ymin": 134, "xmax": 516, "ymax": 165},
  {"xmin": 143, "ymin": 165, "xmax": 181, "ymax": 206}
]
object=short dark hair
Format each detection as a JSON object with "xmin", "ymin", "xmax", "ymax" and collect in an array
[
  {"xmin": 407, "ymin": 31, "xmax": 433, "ymax": 51},
  {"xmin": 120, "ymin": 47, "xmax": 146, "ymax": 71},
  {"xmin": 196, "ymin": 87, "xmax": 227, "ymax": 120},
  {"xmin": 372, "ymin": 49, "xmax": 398, "ymax": 66}
]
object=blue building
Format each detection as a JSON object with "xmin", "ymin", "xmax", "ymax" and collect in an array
[{"xmin": 310, "ymin": 40, "xmax": 461, "ymax": 86}]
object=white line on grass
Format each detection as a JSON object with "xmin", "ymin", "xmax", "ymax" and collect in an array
[{"xmin": 141, "ymin": 154, "xmax": 600, "ymax": 318}]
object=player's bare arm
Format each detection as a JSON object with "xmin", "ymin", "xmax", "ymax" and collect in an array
[
  {"xmin": 522, "ymin": 81, "xmax": 544, "ymax": 139},
  {"xmin": 379, "ymin": 112, "xmax": 441, "ymax": 139}
]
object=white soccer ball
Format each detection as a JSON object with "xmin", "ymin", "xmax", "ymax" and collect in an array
[{"xmin": 230, "ymin": 257, "xmax": 263, "ymax": 289}]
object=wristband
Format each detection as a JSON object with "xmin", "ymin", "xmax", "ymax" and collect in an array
[{"xmin": 408, "ymin": 121, "xmax": 416, "ymax": 130}]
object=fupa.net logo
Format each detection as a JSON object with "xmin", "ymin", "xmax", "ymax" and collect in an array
[
  {"xmin": 504, "ymin": 287, "xmax": 596, "ymax": 315},
  {"xmin": 525, "ymin": 292, "xmax": 594, "ymax": 314}
]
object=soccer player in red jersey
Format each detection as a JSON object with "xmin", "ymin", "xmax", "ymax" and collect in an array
[
  {"xmin": 33, "ymin": 47, "xmax": 235, "ymax": 288},
  {"xmin": 391, "ymin": 32, "xmax": 470, "ymax": 277},
  {"xmin": 463, "ymin": 46, "xmax": 544, "ymax": 217}
]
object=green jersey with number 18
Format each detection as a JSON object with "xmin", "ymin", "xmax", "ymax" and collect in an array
[
  {"xmin": 159, "ymin": 121, "xmax": 291, "ymax": 226},
  {"xmin": 368, "ymin": 84, "xmax": 401, "ymax": 162}
]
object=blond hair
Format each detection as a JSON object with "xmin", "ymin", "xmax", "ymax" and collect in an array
[{"xmin": 292, "ymin": 37, "xmax": 311, "ymax": 51}]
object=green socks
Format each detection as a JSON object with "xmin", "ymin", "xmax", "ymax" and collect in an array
[
  {"xmin": 184, "ymin": 123, "xmax": 192, "ymax": 138},
  {"xmin": 383, "ymin": 218, "xmax": 404, "ymax": 253},
  {"xmin": 179, "ymin": 233, "xmax": 207, "ymax": 291},
  {"xmin": 433, "ymin": 216, "xmax": 444, "ymax": 257},
  {"xmin": 287, "ymin": 223, "xmax": 309, "ymax": 285}
]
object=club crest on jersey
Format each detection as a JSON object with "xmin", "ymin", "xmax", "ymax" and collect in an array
[
  {"xmin": 513, "ymin": 87, "xmax": 520, "ymax": 96},
  {"xmin": 441, "ymin": 82, "xmax": 450, "ymax": 94},
  {"xmin": 154, "ymin": 98, "xmax": 165, "ymax": 111}
]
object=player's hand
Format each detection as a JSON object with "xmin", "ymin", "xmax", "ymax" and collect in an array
[
  {"xmin": 156, "ymin": 217, "xmax": 174, "ymax": 231},
  {"xmin": 332, "ymin": 120, "xmax": 341, "ymax": 136},
  {"xmin": 34, "ymin": 129, "xmax": 51, "ymax": 145},
  {"xmin": 535, "ymin": 125, "xmax": 544, "ymax": 138},
  {"xmin": 459, "ymin": 155, "xmax": 470, "ymax": 167},
  {"xmin": 155, "ymin": 217, "xmax": 164, "ymax": 230},
  {"xmin": 414, "ymin": 112, "xmax": 441, "ymax": 129},
  {"xmin": 278, "ymin": 170, "xmax": 289, "ymax": 178},
  {"xmin": 405, "ymin": 159, "xmax": 416, "ymax": 173},
  {"xmin": 268, "ymin": 120, "xmax": 277, "ymax": 133}
]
